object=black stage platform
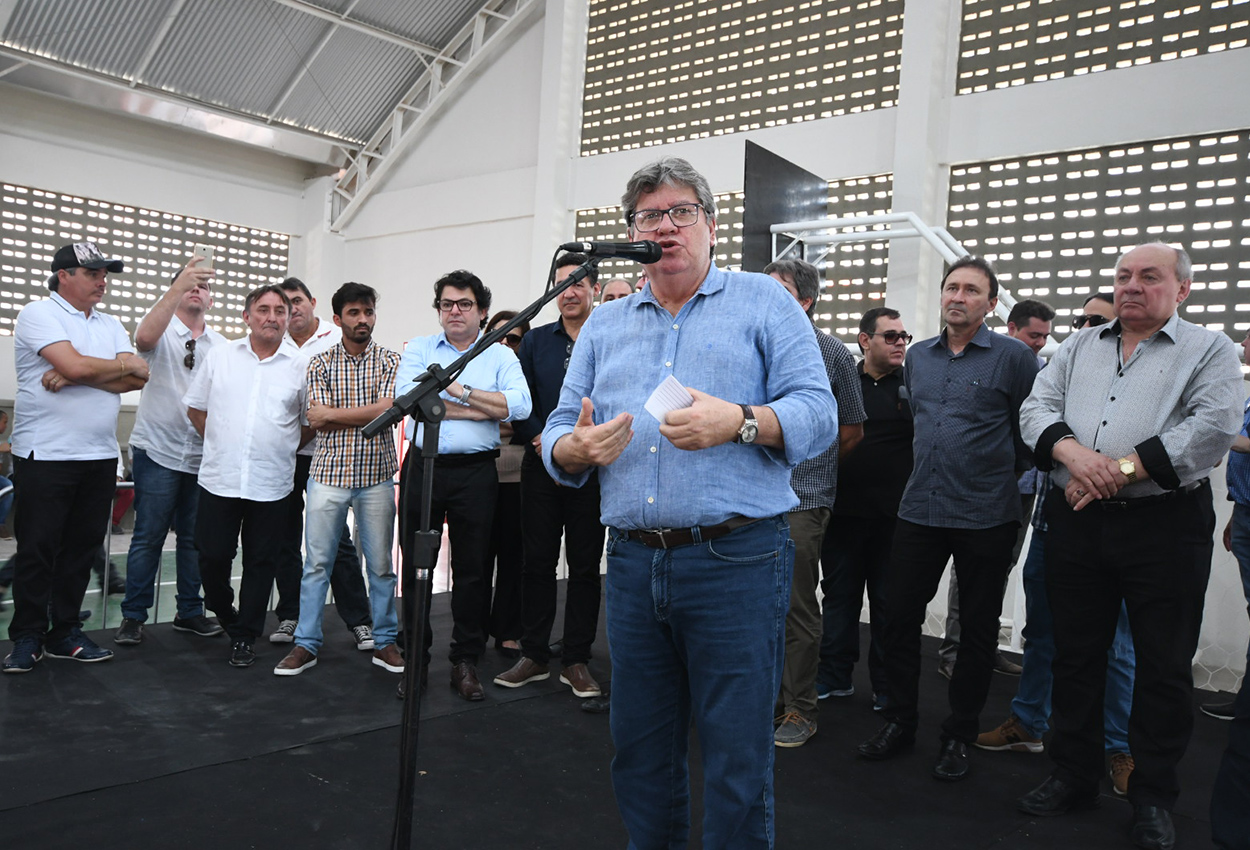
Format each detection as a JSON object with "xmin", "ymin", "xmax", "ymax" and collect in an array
[{"xmin": 0, "ymin": 586, "xmax": 1234, "ymax": 849}]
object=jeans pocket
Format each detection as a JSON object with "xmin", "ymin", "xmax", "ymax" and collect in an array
[{"xmin": 706, "ymin": 526, "xmax": 778, "ymax": 564}]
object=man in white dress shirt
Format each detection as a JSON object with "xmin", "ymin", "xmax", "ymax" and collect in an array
[
  {"xmin": 114, "ymin": 256, "xmax": 226, "ymax": 646},
  {"xmin": 184, "ymin": 284, "xmax": 312, "ymax": 668},
  {"xmin": 3, "ymin": 242, "xmax": 150, "ymax": 673}
]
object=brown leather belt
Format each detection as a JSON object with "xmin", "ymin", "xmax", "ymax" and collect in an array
[{"xmin": 624, "ymin": 515, "xmax": 759, "ymax": 549}]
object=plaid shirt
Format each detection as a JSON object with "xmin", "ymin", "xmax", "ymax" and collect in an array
[{"xmin": 308, "ymin": 340, "xmax": 400, "ymax": 489}]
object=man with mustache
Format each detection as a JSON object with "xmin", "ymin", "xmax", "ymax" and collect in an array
[
  {"xmin": 858, "ymin": 256, "xmax": 1039, "ymax": 782},
  {"xmin": 274, "ymin": 282, "xmax": 402, "ymax": 677},
  {"xmin": 3, "ymin": 242, "xmax": 150, "ymax": 673},
  {"xmin": 184, "ymin": 284, "xmax": 313, "ymax": 668}
]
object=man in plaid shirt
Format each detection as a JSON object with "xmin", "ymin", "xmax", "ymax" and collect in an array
[{"xmin": 274, "ymin": 282, "xmax": 403, "ymax": 677}]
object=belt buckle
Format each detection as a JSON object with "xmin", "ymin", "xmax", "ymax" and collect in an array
[{"xmin": 654, "ymin": 528, "xmax": 677, "ymax": 549}]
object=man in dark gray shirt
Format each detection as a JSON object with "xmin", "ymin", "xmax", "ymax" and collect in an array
[
  {"xmin": 857, "ymin": 256, "xmax": 1039, "ymax": 782},
  {"xmin": 1016, "ymin": 242, "xmax": 1242, "ymax": 850}
]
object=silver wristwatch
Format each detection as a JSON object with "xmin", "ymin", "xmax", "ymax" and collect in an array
[
  {"xmin": 736, "ymin": 404, "xmax": 758, "ymax": 444},
  {"xmin": 459, "ymin": 385, "xmax": 473, "ymax": 405}
]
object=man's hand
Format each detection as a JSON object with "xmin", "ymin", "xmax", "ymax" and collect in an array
[
  {"xmin": 173, "ymin": 256, "xmax": 215, "ymax": 296},
  {"xmin": 552, "ymin": 397, "xmax": 633, "ymax": 473},
  {"xmin": 306, "ymin": 401, "xmax": 347, "ymax": 431},
  {"xmin": 660, "ymin": 388, "xmax": 742, "ymax": 451},
  {"xmin": 119, "ymin": 353, "xmax": 150, "ymax": 383},
  {"xmin": 42, "ymin": 369, "xmax": 75, "ymax": 393},
  {"xmin": 1053, "ymin": 440, "xmax": 1124, "ymax": 501},
  {"xmin": 531, "ymin": 434, "xmax": 542, "ymax": 453}
]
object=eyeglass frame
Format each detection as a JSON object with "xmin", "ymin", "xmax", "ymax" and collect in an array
[
  {"xmin": 499, "ymin": 332, "xmax": 524, "ymax": 348},
  {"xmin": 1072, "ymin": 313, "xmax": 1111, "ymax": 329},
  {"xmin": 435, "ymin": 298, "xmax": 478, "ymax": 313},
  {"xmin": 627, "ymin": 203, "xmax": 706, "ymax": 233},
  {"xmin": 864, "ymin": 330, "xmax": 913, "ymax": 345}
]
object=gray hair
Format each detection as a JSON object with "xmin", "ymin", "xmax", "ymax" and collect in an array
[
  {"xmin": 621, "ymin": 157, "xmax": 718, "ymax": 225},
  {"xmin": 1116, "ymin": 241, "xmax": 1192, "ymax": 282},
  {"xmin": 763, "ymin": 258, "xmax": 822, "ymax": 318}
]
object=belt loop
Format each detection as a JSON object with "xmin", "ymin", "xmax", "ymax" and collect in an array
[{"xmin": 690, "ymin": 525, "xmax": 703, "ymax": 545}]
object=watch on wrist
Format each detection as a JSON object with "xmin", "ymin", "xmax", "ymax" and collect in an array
[
  {"xmin": 459, "ymin": 385, "xmax": 473, "ymax": 405},
  {"xmin": 1118, "ymin": 457, "xmax": 1137, "ymax": 483},
  {"xmin": 736, "ymin": 404, "xmax": 758, "ymax": 444}
]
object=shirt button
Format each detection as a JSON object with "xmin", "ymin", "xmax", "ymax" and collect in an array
[
  {"xmin": 647, "ymin": 496, "xmax": 655, "ymax": 504},
  {"xmin": 672, "ymin": 324, "xmax": 679, "ymax": 330},
  {"xmin": 1110, "ymin": 397, "xmax": 1115, "ymax": 401},
  {"xmin": 665, "ymin": 361, "xmax": 672, "ymax": 367},
  {"xmin": 650, "ymin": 446, "xmax": 657, "ymax": 453},
  {"xmin": 1102, "ymin": 420, "xmax": 1108, "ymax": 425}
]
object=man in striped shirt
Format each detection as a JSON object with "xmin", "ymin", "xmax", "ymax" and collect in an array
[{"xmin": 274, "ymin": 282, "xmax": 403, "ymax": 677}]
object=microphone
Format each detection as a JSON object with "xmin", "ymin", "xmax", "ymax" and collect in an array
[{"xmin": 559, "ymin": 240, "xmax": 662, "ymax": 263}]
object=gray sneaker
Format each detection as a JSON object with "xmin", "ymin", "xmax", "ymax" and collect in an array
[
  {"xmin": 113, "ymin": 618, "xmax": 144, "ymax": 646},
  {"xmin": 269, "ymin": 619, "xmax": 297, "ymax": 643},
  {"xmin": 774, "ymin": 712, "xmax": 817, "ymax": 748},
  {"xmin": 352, "ymin": 624, "xmax": 375, "ymax": 651}
]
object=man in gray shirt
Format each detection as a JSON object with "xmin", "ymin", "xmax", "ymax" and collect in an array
[
  {"xmin": 1016, "ymin": 242, "xmax": 1242, "ymax": 850},
  {"xmin": 857, "ymin": 256, "xmax": 1039, "ymax": 781}
]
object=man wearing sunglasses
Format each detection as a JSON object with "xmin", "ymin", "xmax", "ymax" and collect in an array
[
  {"xmin": 541, "ymin": 157, "xmax": 837, "ymax": 848},
  {"xmin": 114, "ymin": 255, "xmax": 226, "ymax": 647},
  {"xmin": 1073, "ymin": 292, "xmax": 1116, "ymax": 331}
]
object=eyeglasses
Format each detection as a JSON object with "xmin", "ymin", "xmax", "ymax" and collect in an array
[
  {"xmin": 629, "ymin": 203, "xmax": 704, "ymax": 233},
  {"xmin": 184, "ymin": 338, "xmax": 196, "ymax": 369},
  {"xmin": 437, "ymin": 299, "xmax": 477, "ymax": 313},
  {"xmin": 866, "ymin": 330, "xmax": 913, "ymax": 345},
  {"xmin": 1073, "ymin": 314, "xmax": 1110, "ymax": 329},
  {"xmin": 499, "ymin": 333, "xmax": 523, "ymax": 348}
]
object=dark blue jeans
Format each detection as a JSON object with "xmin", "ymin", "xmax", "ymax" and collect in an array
[
  {"xmin": 605, "ymin": 516, "xmax": 793, "ymax": 850},
  {"xmin": 121, "ymin": 448, "xmax": 204, "ymax": 622}
]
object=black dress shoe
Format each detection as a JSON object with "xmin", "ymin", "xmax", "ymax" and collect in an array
[
  {"xmin": 1017, "ymin": 776, "xmax": 1100, "ymax": 816},
  {"xmin": 933, "ymin": 739, "xmax": 970, "ymax": 781},
  {"xmin": 857, "ymin": 721, "xmax": 915, "ymax": 760},
  {"xmin": 450, "ymin": 661, "xmax": 485, "ymax": 701},
  {"xmin": 1130, "ymin": 805, "xmax": 1175, "ymax": 850}
]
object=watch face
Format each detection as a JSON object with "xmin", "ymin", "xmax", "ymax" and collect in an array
[{"xmin": 740, "ymin": 422, "xmax": 758, "ymax": 443}]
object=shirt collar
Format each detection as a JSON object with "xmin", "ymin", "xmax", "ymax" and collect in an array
[
  {"xmin": 49, "ymin": 290, "xmax": 92, "ymax": 319},
  {"xmin": 629, "ymin": 264, "xmax": 723, "ymax": 311},
  {"xmin": 930, "ymin": 321, "xmax": 994, "ymax": 351},
  {"xmin": 1100, "ymin": 312, "xmax": 1181, "ymax": 343},
  {"xmin": 436, "ymin": 328, "xmax": 483, "ymax": 350}
]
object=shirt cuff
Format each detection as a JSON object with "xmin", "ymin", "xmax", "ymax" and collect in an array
[
  {"xmin": 1034, "ymin": 422, "xmax": 1075, "ymax": 471},
  {"xmin": 1134, "ymin": 436, "xmax": 1180, "ymax": 490}
]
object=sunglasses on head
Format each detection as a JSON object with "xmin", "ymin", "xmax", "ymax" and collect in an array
[{"xmin": 1073, "ymin": 314, "xmax": 1111, "ymax": 329}]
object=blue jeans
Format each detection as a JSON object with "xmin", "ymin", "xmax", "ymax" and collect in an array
[
  {"xmin": 1011, "ymin": 528, "xmax": 1135, "ymax": 753},
  {"xmin": 605, "ymin": 516, "xmax": 793, "ymax": 850},
  {"xmin": 1228, "ymin": 503, "xmax": 1250, "ymax": 673},
  {"xmin": 294, "ymin": 478, "xmax": 398, "ymax": 654},
  {"xmin": 121, "ymin": 448, "xmax": 204, "ymax": 622},
  {"xmin": 0, "ymin": 474, "xmax": 14, "ymax": 526}
]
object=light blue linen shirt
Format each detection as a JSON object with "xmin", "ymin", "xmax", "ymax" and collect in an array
[
  {"xmin": 396, "ymin": 329, "xmax": 531, "ymax": 455},
  {"xmin": 541, "ymin": 265, "xmax": 838, "ymax": 530}
]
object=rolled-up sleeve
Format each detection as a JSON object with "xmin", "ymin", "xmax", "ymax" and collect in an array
[
  {"xmin": 496, "ymin": 354, "xmax": 532, "ymax": 423},
  {"xmin": 762, "ymin": 301, "xmax": 838, "ymax": 467}
]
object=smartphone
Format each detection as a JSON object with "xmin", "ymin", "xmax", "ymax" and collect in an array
[{"xmin": 192, "ymin": 243, "xmax": 215, "ymax": 270}]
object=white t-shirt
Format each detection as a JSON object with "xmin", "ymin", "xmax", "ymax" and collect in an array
[
  {"xmin": 12, "ymin": 292, "xmax": 134, "ymax": 461},
  {"xmin": 183, "ymin": 336, "xmax": 308, "ymax": 502},
  {"xmin": 129, "ymin": 314, "xmax": 226, "ymax": 474},
  {"xmin": 290, "ymin": 317, "xmax": 339, "ymax": 458}
]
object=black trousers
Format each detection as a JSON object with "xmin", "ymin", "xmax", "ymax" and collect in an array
[
  {"xmin": 1044, "ymin": 482, "xmax": 1214, "ymax": 809},
  {"xmin": 274, "ymin": 453, "xmax": 370, "ymax": 628},
  {"xmin": 196, "ymin": 488, "xmax": 288, "ymax": 642},
  {"xmin": 1211, "ymin": 684, "xmax": 1250, "ymax": 849},
  {"xmin": 400, "ymin": 451, "xmax": 497, "ymax": 665},
  {"xmin": 818, "ymin": 513, "xmax": 894, "ymax": 695},
  {"xmin": 879, "ymin": 519, "xmax": 1018, "ymax": 743},
  {"xmin": 518, "ymin": 452, "xmax": 605, "ymax": 666},
  {"xmin": 483, "ymin": 480, "xmax": 524, "ymax": 643},
  {"xmin": 8, "ymin": 456, "xmax": 115, "ymax": 644}
]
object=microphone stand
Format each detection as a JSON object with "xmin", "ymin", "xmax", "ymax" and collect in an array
[{"xmin": 365, "ymin": 256, "xmax": 602, "ymax": 850}]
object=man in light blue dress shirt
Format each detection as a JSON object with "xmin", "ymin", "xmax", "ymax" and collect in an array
[
  {"xmin": 396, "ymin": 270, "xmax": 531, "ymax": 701},
  {"xmin": 542, "ymin": 158, "xmax": 837, "ymax": 849}
]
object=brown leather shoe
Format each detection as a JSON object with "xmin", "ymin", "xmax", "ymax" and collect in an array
[
  {"xmin": 493, "ymin": 656, "xmax": 550, "ymax": 688},
  {"xmin": 451, "ymin": 661, "xmax": 485, "ymax": 701},
  {"xmin": 372, "ymin": 643, "xmax": 404, "ymax": 673},
  {"xmin": 560, "ymin": 662, "xmax": 602, "ymax": 698},
  {"xmin": 274, "ymin": 645, "xmax": 317, "ymax": 677}
]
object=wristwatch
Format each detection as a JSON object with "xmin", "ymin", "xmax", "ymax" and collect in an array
[
  {"xmin": 459, "ymin": 385, "xmax": 474, "ymax": 405},
  {"xmin": 736, "ymin": 404, "xmax": 758, "ymax": 444},
  {"xmin": 1117, "ymin": 457, "xmax": 1137, "ymax": 483}
]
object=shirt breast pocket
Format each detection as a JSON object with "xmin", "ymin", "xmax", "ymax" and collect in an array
[{"xmin": 262, "ymin": 382, "xmax": 302, "ymax": 425}]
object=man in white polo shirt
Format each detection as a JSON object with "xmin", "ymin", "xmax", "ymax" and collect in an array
[
  {"xmin": 3, "ymin": 242, "xmax": 150, "ymax": 673},
  {"xmin": 114, "ymin": 256, "xmax": 226, "ymax": 646},
  {"xmin": 184, "ymin": 284, "xmax": 311, "ymax": 668}
]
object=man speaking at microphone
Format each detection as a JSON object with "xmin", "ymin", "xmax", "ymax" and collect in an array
[{"xmin": 542, "ymin": 157, "xmax": 837, "ymax": 849}]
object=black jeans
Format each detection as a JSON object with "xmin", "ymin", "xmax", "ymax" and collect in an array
[
  {"xmin": 274, "ymin": 454, "xmax": 370, "ymax": 628},
  {"xmin": 400, "ymin": 451, "xmax": 497, "ymax": 665},
  {"xmin": 879, "ymin": 519, "xmax": 1019, "ymax": 743},
  {"xmin": 196, "ymin": 488, "xmax": 288, "ymax": 642},
  {"xmin": 8, "ymin": 456, "xmax": 115, "ymax": 643},
  {"xmin": 1211, "ymin": 684, "xmax": 1250, "ymax": 849},
  {"xmin": 483, "ymin": 481, "xmax": 524, "ymax": 643},
  {"xmin": 1045, "ymin": 482, "xmax": 1214, "ymax": 809},
  {"xmin": 518, "ymin": 452, "xmax": 605, "ymax": 666},
  {"xmin": 818, "ymin": 513, "xmax": 893, "ymax": 695}
]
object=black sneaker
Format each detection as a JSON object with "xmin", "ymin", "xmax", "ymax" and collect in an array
[
  {"xmin": 45, "ymin": 630, "xmax": 113, "ymax": 663},
  {"xmin": 173, "ymin": 614, "xmax": 225, "ymax": 637},
  {"xmin": 2, "ymin": 636, "xmax": 43, "ymax": 673},
  {"xmin": 229, "ymin": 640, "xmax": 256, "ymax": 668},
  {"xmin": 114, "ymin": 618, "xmax": 144, "ymax": 645},
  {"xmin": 1201, "ymin": 699, "xmax": 1237, "ymax": 721}
]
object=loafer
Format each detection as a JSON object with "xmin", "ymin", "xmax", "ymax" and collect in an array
[
  {"xmin": 493, "ymin": 656, "xmax": 550, "ymax": 688},
  {"xmin": 451, "ymin": 661, "xmax": 485, "ymax": 701},
  {"xmin": 560, "ymin": 662, "xmax": 602, "ymax": 698},
  {"xmin": 229, "ymin": 640, "xmax": 256, "ymax": 668},
  {"xmin": 1130, "ymin": 805, "xmax": 1175, "ymax": 850},
  {"xmin": 857, "ymin": 721, "xmax": 915, "ymax": 760},
  {"xmin": 372, "ymin": 644, "xmax": 404, "ymax": 673},
  {"xmin": 274, "ymin": 645, "xmax": 317, "ymax": 676},
  {"xmin": 1017, "ymin": 776, "xmax": 1100, "ymax": 816},
  {"xmin": 933, "ymin": 739, "xmax": 970, "ymax": 781}
]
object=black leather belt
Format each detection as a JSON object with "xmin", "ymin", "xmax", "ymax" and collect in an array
[
  {"xmin": 624, "ymin": 515, "xmax": 759, "ymax": 549},
  {"xmin": 1095, "ymin": 478, "xmax": 1208, "ymax": 511}
]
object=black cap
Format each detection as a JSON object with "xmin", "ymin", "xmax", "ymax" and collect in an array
[{"xmin": 48, "ymin": 242, "xmax": 124, "ymax": 288}]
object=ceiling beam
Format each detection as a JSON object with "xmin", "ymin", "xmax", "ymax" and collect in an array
[
  {"xmin": 270, "ymin": 0, "xmax": 439, "ymax": 63},
  {"xmin": 129, "ymin": 0, "xmax": 188, "ymax": 87},
  {"xmin": 266, "ymin": 0, "xmax": 363, "ymax": 118}
]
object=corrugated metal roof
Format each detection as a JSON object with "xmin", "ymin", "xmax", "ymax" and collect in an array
[{"xmin": 0, "ymin": 0, "xmax": 494, "ymax": 150}]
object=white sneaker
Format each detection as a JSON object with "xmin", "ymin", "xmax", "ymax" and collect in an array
[{"xmin": 269, "ymin": 619, "xmax": 297, "ymax": 644}]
